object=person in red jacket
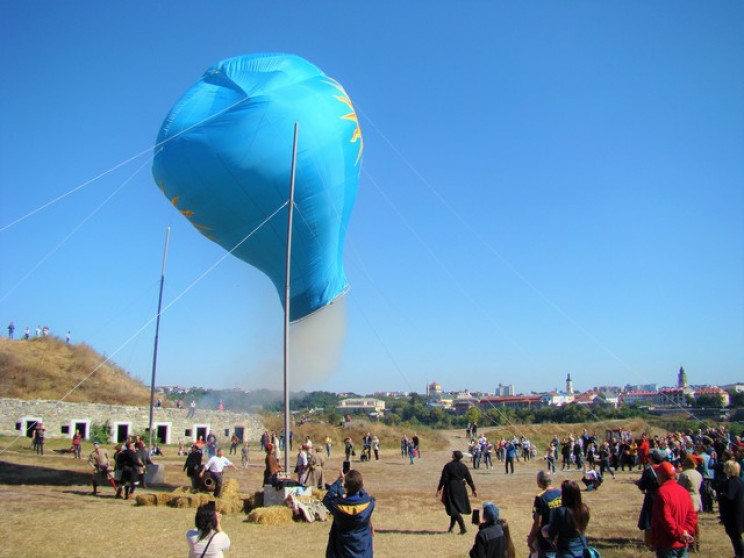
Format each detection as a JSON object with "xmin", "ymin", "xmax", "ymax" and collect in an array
[{"xmin": 650, "ymin": 461, "xmax": 697, "ymax": 558}]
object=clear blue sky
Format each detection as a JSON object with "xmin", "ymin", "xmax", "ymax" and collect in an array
[{"xmin": 1, "ymin": 2, "xmax": 742, "ymax": 396}]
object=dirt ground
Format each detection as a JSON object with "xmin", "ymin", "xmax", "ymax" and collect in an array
[{"xmin": 0, "ymin": 430, "xmax": 733, "ymax": 558}]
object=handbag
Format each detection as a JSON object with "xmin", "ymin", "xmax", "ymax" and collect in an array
[{"xmin": 580, "ymin": 536, "xmax": 601, "ymax": 558}]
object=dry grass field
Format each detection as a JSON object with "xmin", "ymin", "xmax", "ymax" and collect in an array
[{"xmin": 0, "ymin": 425, "xmax": 733, "ymax": 558}]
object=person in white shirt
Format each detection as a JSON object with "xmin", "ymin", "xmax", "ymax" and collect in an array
[
  {"xmin": 186, "ymin": 503, "xmax": 230, "ymax": 558},
  {"xmin": 200, "ymin": 449, "xmax": 237, "ymax": 497}
]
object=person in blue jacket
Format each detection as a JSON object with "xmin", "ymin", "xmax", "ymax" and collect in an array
[{"xmin": 323, "ymin": 469, "xmax": 375, "ymax": 557}]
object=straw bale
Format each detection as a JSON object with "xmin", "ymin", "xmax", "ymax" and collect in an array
[
  {"xmin": 246, "ymin": 506, "xmax": 293, "ymax": 525},
  {"xmin": 154, "ymin": 493, "xmax": 176, "ymax": 506},
  {"xmin": 169, "ymin": 495, "xmax": 197, "ymax": 508},
  {"xmin": 219, "ymin": 478, "xmax": 240, "ymax": 499},
  {"xmin": 135, "ymin": 494, "xmax": 156, "ymax": 506},
  {"xmin": 216, "ymin": 498, "xmax": 244, "ymax": 515}
]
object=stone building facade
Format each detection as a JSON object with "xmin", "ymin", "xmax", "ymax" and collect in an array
[{"xmin": 0, "ymin": 398, "xmax": 265, "ymax": 447}]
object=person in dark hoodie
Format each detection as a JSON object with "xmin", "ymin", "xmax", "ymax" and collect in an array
[
  {"xmin": 469, "ymin": 502, "xmax": 511, "ymax": 558},
  {"xmin": 323, "ymin": 469, "xmax": 375, "ymax": 558}
]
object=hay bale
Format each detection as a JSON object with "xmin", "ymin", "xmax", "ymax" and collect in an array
[
  {"xmin": 155, "ymin": 493, "xmax": 176, "ymax": 506},
  {"xmin": 135, "ymin": 494, "xmax": 156, "ymax": 506},
  {"xmin": 246, "ymin": 506, "xmax": 293, "ymax": 525},
  {"xmin": 216, "ymin": 498, "xmax": 244, "ymax": 515},
  {"xmin": 219, "ymin": 478, "xmax": 240, "ymax": 499},
  {"xmin": 169, "ymin": 495, "xmax": 197, "ymax": 508}
]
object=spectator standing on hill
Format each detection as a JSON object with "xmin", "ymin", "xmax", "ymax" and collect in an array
[
  {"xmin": 187, "ymin": 400, "xmax": 196, "ymax": 418},
  {"xmin": 24, "ymin": 327, "xmax": 30, "ymax": 339},
  {"xmin": 650, "ymin": 461, "xmax": 697, "ymax": 558},
  {"xmin": 324, "ymin": 469, "xmax": 375, "ymax": 557},
  {"xmin": 35, "ymin": 325, "xmax": 41, "ymax": 337},
  {"xmin": 437, "ymin": 450, "xmax": 478, "ymax": 535},
  {"xmin": 66, "ymin": 331, "xmax": 71, "ymax": 344},
  {"xmin": 527, "ymin": 470, "xmax": 562, "ymax": 558},
  {"xmin": 325, "ymin": 435, "xmax": 333, "ymax": 458},
  {"xmin": 7, "ymin": 322, "xmax": 14, "ymax": 339}
]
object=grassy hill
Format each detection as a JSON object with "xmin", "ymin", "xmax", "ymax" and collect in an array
[{"xmin": 0, "ymin": 336, "xmax": 150, "ymax": 406}]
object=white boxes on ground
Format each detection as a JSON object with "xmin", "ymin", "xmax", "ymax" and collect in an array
[{"xmin": 263, "ymin": 484, "xmax": 312, "ymax": 507}]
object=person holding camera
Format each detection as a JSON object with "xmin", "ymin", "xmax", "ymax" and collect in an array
[
  {"xmin": 323, "ymin": 469, "xmax": 375, "ymax": 557},
  {"xmin": 186, "ymin": 503, "xmax": 231, "ymax": 557}
]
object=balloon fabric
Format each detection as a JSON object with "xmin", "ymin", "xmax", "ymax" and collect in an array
[{"xmin": 152, "ymin": 53, "xmax": 362, "ymax": 321}]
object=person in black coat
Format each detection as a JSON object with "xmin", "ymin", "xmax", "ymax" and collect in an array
[
  {"xmin": 183, "ymin": 444, "xmax": 204, "ymax": 490},
  {"xmin": 719, "ymin": 460, "xmax": 744, "ymax": 558},
  {"xmin": 470, "ymin": 502, "xmax": 508, "ymax": 558},
  {"xmin": 115, "ymin": 441, "xmax": 141, "ymax": 499},
  {"xmin": 437, "ymin": 450, "xmax": 477, "ymax": 534}
]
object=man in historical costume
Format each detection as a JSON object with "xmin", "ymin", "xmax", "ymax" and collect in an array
[
  {"xmin": 263, "ymin": 443, "xmax": 282, "ymax": 486},
  {"xmin": 527, "ymin": 470, "xmax": 562, "ymax": 558},
  {"xmin": 323, "ymin": 469, "xmax": 375, "ymax": 558},
  {"xmin": 115, "ymin": 441, "xmax": 142, "ymax": 499},
  {"xmin": 650, "ymin": 461, "xmax": 697, "ymax": 558},
  {"xmin": 87, "ymin": 441, "xmax": 118, "ymax": 496},
  {"xmin": 183, "ymin": 443, "xmax": 203, "ymax": 491},
  {"xmin": 437, "ymin": 450, "xmax": 478, "ymax": 535},
  {"xmin": 306, "ymin": 447, "xmax": 327, "ymax": 489}
]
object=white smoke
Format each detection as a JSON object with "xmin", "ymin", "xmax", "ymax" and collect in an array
[{"xmin": 288, "ymin": 294, "xmax": 348, "ymax": 388}]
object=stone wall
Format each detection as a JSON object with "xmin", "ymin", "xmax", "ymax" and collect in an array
[{"xmin": 0, "ymin": 398, "xmax": 265, "ymax": 447}]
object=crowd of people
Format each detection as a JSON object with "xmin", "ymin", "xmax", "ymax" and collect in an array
[
  {"xmin": 74, "ymin": 421, "xmax": 744, "ymax": 557},
  {"xmin": 86, "ymin": 435, "xmax": 156, "ymax": 499}
]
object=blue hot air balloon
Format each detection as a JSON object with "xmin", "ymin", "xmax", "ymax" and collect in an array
[{"xmin": 152, "ymin": 53, "xmax": 362, "ymax": 321}]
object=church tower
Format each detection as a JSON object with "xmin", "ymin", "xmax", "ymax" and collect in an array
[
  {"xmin": 677, "ymin": 366, "xmax": 688, "ymax": 388},
  {"xmin": 566, "ymin": 373, "xmax": 574, "ymax": 394}
]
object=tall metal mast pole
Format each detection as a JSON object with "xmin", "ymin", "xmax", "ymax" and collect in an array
[
  {"xmin": 283, "ymin": 123, "xmax": 298, "ymax": 475},
  {"xmin": 148, "ymin": 226, "xmax": 171, "ymax": 452}
]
